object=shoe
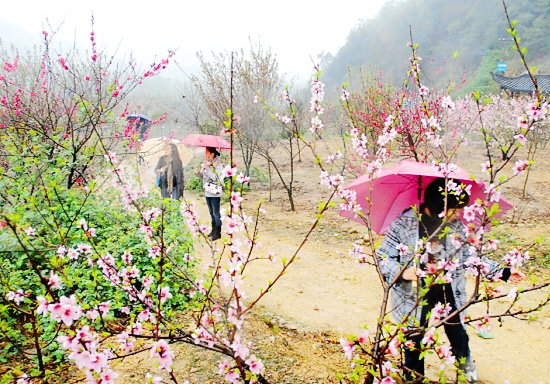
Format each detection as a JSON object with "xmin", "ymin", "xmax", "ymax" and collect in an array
[
  {"xmin": 459, "ymin": 356, "xmax": 478, "ymax": 383},
  {"xmin": 210, "ymin": 225, "xmax": 221, "ymax": 241}
]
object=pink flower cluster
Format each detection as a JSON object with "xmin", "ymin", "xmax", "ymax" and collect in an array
[
  {"xmin": 181, "ymin": 201, "xmax": 202, "ymax": 237},
  {"xmin": 221, "ymin": 206, "xmax": 251, "ymax": 236},
  {"xmin": 419, "ymin": 85, "xmax": 429, "ymax": 96},
  {"xmin": 340, "ymin": 338, "xmax": 356, "ymax": 360},
  {"xmin": 504, "ymin": 248, "xmax": 530, "ymax": 268},
  {"xmin": 429, "ymin": 302, "xmax": 453, "ymax": 323},
  {"xmin": 6, "ymin": 289, "xmax": 26, "ymax": 305},
  {"xmin": 218, "ymin": 360, "xmax": 240, "ymax": 384},
  {"xmin": 58, "ymin": 56, "xmax": 69, "ymax": 71},
  {"xmin": 38, "ymin": 295, "xmax": 82, "ymax": 326},
  {"xmin": 90, "ymin": 31, "xmax": 98, "ymax": 62},
  {"xmin": 349, "ymin": 242, "xmax": 369, "ymax": 264},
  {"xmin": 57, "ymin": 326, "xmax": 118, "ymax": 383},
  {"xmin": 474, "ymin": 314, "xmax": 493, "ymax": 337},
  {"xmin": 377, "ymin": 115, "xmax": 397, "ymax": 146},
  {"xmin": 407, "ymin": 46, "xmax": 422, "ymax": 78},
  {"xmin": 230, "ymin": 334, "xmax": 250, "ymax": 359},
  {"xmin": 150, "ymin": 340, "xmax": 174, "ymax": 372},
  {"xmin": 464, "ymin": 256, "xmax": 491, "ymax": 277},
  {"xmin": 483, "ymin": 183, "xmax": 501, "ymax": 202},
  {"xmin": 319, "ymin": 171, "xmax": 344, "ymax": 189},
  {"xmin": 441, "ymin": 95, "xmax": 455, "ymax": 110},
  {"xmin": 143, "ymin": 52, "xmax": 175, "ymax": 78},
  {"xmin": 512, "ymin": 159, "xmax": 529, "ymax": 175},
  {"xmin": 3, "ymin": 56, "xmax": 19, "ymax": 72},
  {"xmin": 309, "ymin": 79, "xmax": 325, "ymax": 133},
  {"xmin": 436, "ymin": 345, "xmax": 456, "ymax": 366},
  {"xmin": 245, "ymin": 355, "xmax": 264, "ymax": 375},
  {"xmin": 525, "ymin": 101, "xmax": 548, "ymax": 122},
  {"xmin": 462, "ymin": 202, "xmax": 485, "ymax": 222},
  {"xmin": 341, "ymin": 88, "xmax": 350, "ymax": 101},
  {"xmin": 109, "ymin": 163, "xmax": 149, "ymax": 207},
  {"xmin": 431, "ymin": 161, "xmax": 460, "ymax": 178},
  {"xmin": 274, "ymin": 113, "xmax": 292, "ymax": 124}
]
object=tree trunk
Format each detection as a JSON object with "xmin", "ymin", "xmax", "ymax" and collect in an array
[
  {"xmin": 268, "ymin": 161, "xmax": 272, "ymax": 202},
  {"xmin": 287, "ymin": 187, "xmax": 295, "ymax": 211}
]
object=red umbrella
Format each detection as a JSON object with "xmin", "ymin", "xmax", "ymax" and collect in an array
[
  {"xmin": 340, "ymin": 160, "xmax": 513, "ymax": 234},
  {"xmin": 179, "ymin": 134, "xmax": 231, "ymax": 150}
]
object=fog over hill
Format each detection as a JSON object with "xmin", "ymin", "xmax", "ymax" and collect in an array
[
  {"xmin": 322, "ymin": 0, "xmax": 550, "ymax": 96},
  {"xmin": 0, "ymin": 17, "xmax": 44, "ymax": 50}
]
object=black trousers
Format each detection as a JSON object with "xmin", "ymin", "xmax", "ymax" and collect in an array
[
  {"xmin": 403, "ymin": 283, "xmax": 470, "ymax": 380},
  {"xmin": 206, "ymin": 196, "xmax": 222, "ymax": 227}
]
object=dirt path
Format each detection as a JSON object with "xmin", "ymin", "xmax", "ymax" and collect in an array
[
  {"xmin": 116, "ymin": 143, "xmax": 550, "ymax": 383},
  {"xmin": 187, "ymin": 184, "xmax": 550, "ymax": 384}
]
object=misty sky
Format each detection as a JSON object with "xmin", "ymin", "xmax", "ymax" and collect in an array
[{"xmin": 2, "ymin": 0, "xmax": 388, "ymax": 79}]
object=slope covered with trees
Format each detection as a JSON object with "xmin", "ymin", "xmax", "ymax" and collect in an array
[{"xmin": 323, "ymin": 0, "xmax": 550, "ymax": 95}]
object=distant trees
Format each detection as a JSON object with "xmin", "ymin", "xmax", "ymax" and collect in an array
[
  {"xmin": 190, "ymin": 39, "xmax": 284, "ymax": 176},
  {"xmin": 254, "ymin": 89, "xmax": 305, "ymax": 211}
]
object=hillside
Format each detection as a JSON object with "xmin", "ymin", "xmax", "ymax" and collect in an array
[{"xmin": 323, "ymin": 0, "xmax": 550, "ymax": 96}]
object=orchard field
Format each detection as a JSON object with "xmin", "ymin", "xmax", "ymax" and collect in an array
[{"xmin": 2, "ymin": 3, "xmax": 550, "ymax": 383}]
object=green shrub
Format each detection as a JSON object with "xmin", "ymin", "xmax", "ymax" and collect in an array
[{"xmin": 0, "ymin": 179, "xmax": 197, "ymax": 381}]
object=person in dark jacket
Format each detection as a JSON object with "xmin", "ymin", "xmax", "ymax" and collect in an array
[
  {"xmin": 376, "ymin": 177, "xmax": 524, "ymax": 383},
  {"xmin": 154, "ymin": 143, "xmax": 184, "ymax": 199}
]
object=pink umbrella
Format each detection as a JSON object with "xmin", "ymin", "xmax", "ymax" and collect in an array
[
  {"xmin": 179, "ymin": 134, "xmax": 231, "ymax": 150},
  {"xmin": 340, "ymin": 160, "xmax": 514, "ymax": 234}
]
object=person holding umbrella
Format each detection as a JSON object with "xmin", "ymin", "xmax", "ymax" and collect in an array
[
  {"xmin": 195, "ymin": 147, "xmax": 224, "ymax": 241},
  {"xmin": 154, "ymin": 143, "xmax": 184, "ymax": 200},
  {"xmin": 376, "ymin": 177, "xmax": 524, "ymax": 383}
]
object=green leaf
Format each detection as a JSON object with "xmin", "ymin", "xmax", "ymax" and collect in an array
[
  {"xmin": 488, "ymin": 202, "xmax": 501, "ymax": 217},
  {"xmin": 30, "ymin": 369, "xmax": 41, "ymax": 377}
]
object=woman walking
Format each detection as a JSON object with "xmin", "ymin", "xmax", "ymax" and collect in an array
[
  {"xmin": 154, "ymin": 143, "xmax": 184, "ymax": 200},
  {"xmin": 195, "ymin": 147, "xmax": 224, "ymax": 241}
]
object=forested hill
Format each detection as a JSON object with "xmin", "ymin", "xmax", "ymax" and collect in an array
[{"xmin": 322, "ymin": 0, "xmax": 550, "ymax": 96}]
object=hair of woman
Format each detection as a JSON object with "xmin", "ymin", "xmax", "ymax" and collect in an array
[
  {"xmin": 206, "ymin": 146, "xmax": 220, "ymax": 158},
  {"xmin": 423, "ymin": 177, "xmax": 470, "ymax": 215}
]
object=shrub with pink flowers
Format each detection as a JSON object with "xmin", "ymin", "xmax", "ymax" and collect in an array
[{"xmin": 0, "ymin": 22, "xmax": 196, "ymax": 383}]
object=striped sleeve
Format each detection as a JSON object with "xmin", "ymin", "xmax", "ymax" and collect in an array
[{"xmin": 376, "ymin": 216, "xmax": 409, "ymax": 283}]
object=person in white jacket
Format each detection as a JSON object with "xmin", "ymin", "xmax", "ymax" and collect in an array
[{"xmin": 195, "ymin": 147, "xmax": 224, "ymax": 240}]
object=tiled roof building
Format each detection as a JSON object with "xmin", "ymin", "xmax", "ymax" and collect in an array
[{"xmin": 491, "ymin": 72, "xmax": 550, "ymax": 97}]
